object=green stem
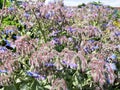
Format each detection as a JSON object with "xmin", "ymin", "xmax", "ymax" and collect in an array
[
  {"xmin": 15, "ymin": 84, "xmax": 20, "ymax": 90},
  {"xmin": 32, "ymin": 9, "xmax": 47, "ymax": 43},
  {"xmin": 0, "ymin": 0, "xmax": 6, "ymax": 26}
]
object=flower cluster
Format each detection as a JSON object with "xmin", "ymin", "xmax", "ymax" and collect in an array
[{"xmin": 0, "ymin": 1, "xmax": 119, "ymax": 90}]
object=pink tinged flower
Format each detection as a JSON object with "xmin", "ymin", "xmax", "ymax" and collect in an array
[
  {"xmin": 78, "ymin": 51, "xmax": 87, "ymax": 72},
  {"xmin": 99, "ymin": 77, "xmax": 105, "ymax": 87},
  {"xmin": 107, "ymin": 73, "xmax": 115, "ymax": 84},
  {"xmin": 91, "ymin": 70, "xmax": 99, "ymax": 82}
]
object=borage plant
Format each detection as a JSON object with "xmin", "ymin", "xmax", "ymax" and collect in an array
[{"xmin": 0, "ymin": 1, "xmax": 120, "ymax": 90}]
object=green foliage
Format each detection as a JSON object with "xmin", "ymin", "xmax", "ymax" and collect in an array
[
  {"xmin": 0, "ymin": 0, "xmax": 3, "ymax": 9},
  {"xmin": 90, "ymin": 1, "xmax": 102, "ymax": 5},
  {"xmin": 0, "ymin": 0, "xmax": 11, "ymax": 9},
  {"xmin": 78, "ymin": 3, "xmax": 86, "ymax": 8}
]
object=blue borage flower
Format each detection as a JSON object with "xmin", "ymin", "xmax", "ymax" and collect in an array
[
  {"xmin": 106, "ymin": 54, "xmax": 117, "ymax": 63},
  {"xmin": 115, "ymin": 31, "xmax": 120, "ymax": 36},
  {"xmin": 0, "ymin": 70, "xmax": 8, "ymax": 73},
  {"xmin": 12, "ymin": 35, "xmax": 20, "ymax": 40},
  {"xmin": 8, "ymin": 7, "xmax": 14, "ymax": 11},
  {"xmin": 22, "ymin": 2, "xmax": 28, "ymax": 8},
  {"xmin": 68, "ymin": 27, "xmax": 75, "ymax": 33},
  {"xmin": 3, "ymin": 39, "xmax": 16, "ymax": 49},
  {"xmin": 45, "ymin": 62, "xmax": 54, "ymax": 67},
  {"xmin": 45, "ymin": 13, "xmax": 51, "ymax": 19},
  {"xmin": 105, "ymin": 62, "xmax": 117, "ymax": 71},
  {"xmin": 69, "ymin": 63, "xmax": 77, "ymax": 68},
  {"xmin": 5, "ymin": 41, "xmax": 11, "ymax": 47},
  {"xmin": 61, "ymin": 60, "xmax": 77, "ymax": 69},
  {"xmin": 26, "ymin": 71, "xmax": 45, "ymax": 80},
  {"xmin": 68, "ymin": 37, "xmax": 73, "ymax": 42},
  {"xmin": 110, "ymin": 54, "xmax": 117, "ymax": 60},
  {"xmin": 0, "ymin": 47, "xmax": 7, "ymax": 53},
  {"xmin": 91, "ymin": 45, "xmax": 99, "ymax": 51},
  {"xmin": 23, "ymin": 13, "xmax": 30, "ymax": 18},
  {"xmin": 4, "ymin": 30, "xmax": 14, "ymax": 35},
  {"xmin": 12, "ymin": 36, "xmax": 17, "ymax": 39},
  {"xmin": 105, "ymin": 62, "xmax": 117, "ymax": 84},
  {"xmin": 83, "ymin": 47, "xmax": 90, "ymax": 54},
  {"xmin": 88, "ymin": 39, "xmax": 95, "ymax": 43},
  {"xmin": 50, "ymin": 30, "xmax": 60, "ymax": 36},
  {"xmin": 45, "ymin": 11, "xmax": 54, "ymax": 19},
  {"xmin": 52, "ymin": 38, "xmax": 60, "ymax": 44},
  {"xmin": 93, "ymin": 45, "xmax": 99, "ymax": 49}
]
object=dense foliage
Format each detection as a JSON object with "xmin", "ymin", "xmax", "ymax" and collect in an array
[{"xmin": 0, "ymin": 1, "xmax": 120, "ymax": 90}]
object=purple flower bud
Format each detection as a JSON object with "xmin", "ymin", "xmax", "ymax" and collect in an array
[{"xmin": 61, "ymin": 60, "xmax": 68, "ymax": 65}]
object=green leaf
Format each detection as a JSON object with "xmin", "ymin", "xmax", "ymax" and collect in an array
[
  {"xmin": 26, "ymin": 32, "xmax": 31, "ymax": 36},
  {"xmin": 4, "ymin": 85, "xmax": 17, "ymax": 90},
  {"xmin": 20, "ymin": 83, "xmax": 30, "ymax": 90}
]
